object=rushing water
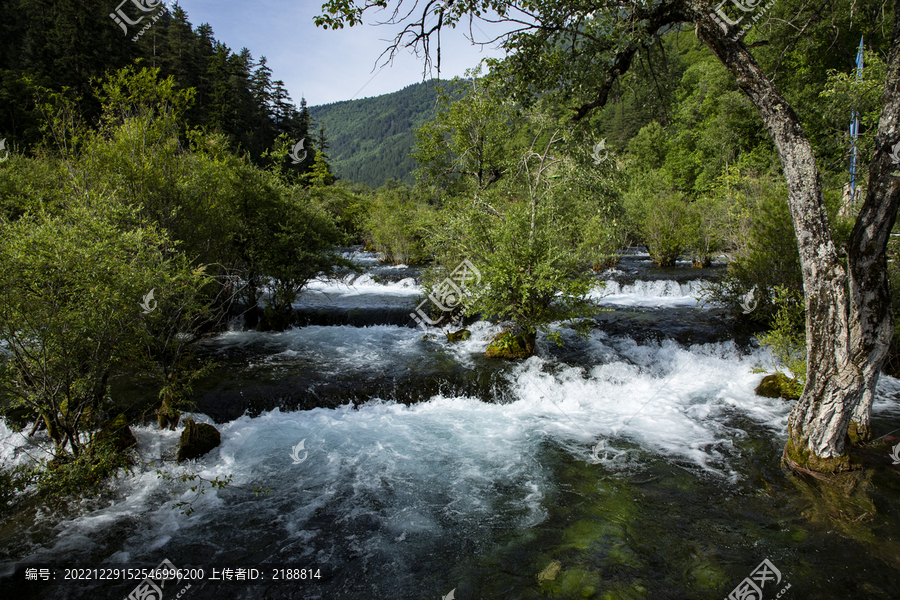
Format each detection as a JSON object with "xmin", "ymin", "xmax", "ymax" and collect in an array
[{"xmin": 2, "ymin": 249, "xmax": 900, "ymax": 600}]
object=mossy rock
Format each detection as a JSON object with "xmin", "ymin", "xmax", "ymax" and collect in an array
[
  {"xmin": 539, "ymin": 566, "xmax": 601, "ymax": 597},
  {"xmin": 755, "ymin": 373, "xmax": 799, "ymax": 399},
  {"xmin": 537, "ymin": 560, "xmax": 562, "ymax": 581},
  {"xmin": 177, "ymin": 418, "xmax": 221, "ymax": 462},
  {"xmin": 157, "ymin": 397, "xmax": 181, "ymax": 431},
  {"xmin": 688, "ymin": 560, "xmax": 729, "ymax": 590},
  {"xmin": 446, "ymin": 329, "xmax": 471, "ymax": 342},
  {"xmin": 94, "ymin": 413, "xmax": 137, "ymax": 453},
  {"xmin": 486, "ymin": 330, "xmax": 536, "ymax": 359}
]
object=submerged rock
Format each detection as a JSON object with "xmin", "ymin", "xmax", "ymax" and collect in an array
[
  {"xmin": 537, "ymin": 560, "xmax": 562, "ymax": 581},
  {"xmin": 177, "ymin": 418, "xmax": 221, "ymax": 462}
]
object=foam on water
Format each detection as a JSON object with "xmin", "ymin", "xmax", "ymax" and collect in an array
[
  {"xmin": 593, "ymin": 279, "xmax": 708, "ymax": 307},
  {"xmin": 7, "ymin": 329, "xmax": 900, "ymax": 596},
  {"xmin": 300, "ymin": 275, "xmax": 420, "ymax": 309}
]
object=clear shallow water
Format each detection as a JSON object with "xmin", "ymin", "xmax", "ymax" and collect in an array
[{"xmin": 2, "ymin": 253, "xmax": 900, "ymax": 599}]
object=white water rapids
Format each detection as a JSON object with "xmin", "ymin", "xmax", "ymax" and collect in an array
[{"xmin": 3, "ymin": 256, "xmax": 900, "ymax": 599}]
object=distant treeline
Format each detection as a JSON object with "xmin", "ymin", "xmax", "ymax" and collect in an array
[{"xmin": 309, "ymin": 80, "xmax": 457, "ymax": 188}]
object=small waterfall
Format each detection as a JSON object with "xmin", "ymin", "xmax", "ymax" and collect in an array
[{"xmin": 600, "ymin": 279, "xmax": 706, "ymax": 298}]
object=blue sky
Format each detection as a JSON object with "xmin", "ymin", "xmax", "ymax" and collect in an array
[{"xmin": 174, "ymin": 0, "xmax": 512, "ymax": 107}]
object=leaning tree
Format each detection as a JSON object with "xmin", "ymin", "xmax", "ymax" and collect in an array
[{"xmin": 316, "ymin": 0, "xmax": 900, "ymax": 474}]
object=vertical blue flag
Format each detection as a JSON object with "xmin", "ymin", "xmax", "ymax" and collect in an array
[{"xmin": 849, "ymin": 36, "xmax": 864, "ymax": 201}]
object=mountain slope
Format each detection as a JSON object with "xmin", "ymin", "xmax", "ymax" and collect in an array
[{"xmin": 309, "ymin": 80, "xmax": 454, "ymax": 188}]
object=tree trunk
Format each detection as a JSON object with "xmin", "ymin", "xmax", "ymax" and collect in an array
[
  {"xmin": 694, "ymin": 6, "xmax": 900, "ymax": 473},
  {"xmin": 845, "ymin": 9, "xmax": 900, "ymax": 441}
]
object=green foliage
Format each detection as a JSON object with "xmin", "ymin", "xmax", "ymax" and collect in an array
[
  {"xmin": 0, "ymin": 192, "xmax": 193, "ymax": 458},
  {"xmin": 305, "ymin": 180, "xmax": 372, "ymax": 241},
  {"xmin": 302, "ymin": 152, "xmax": 336, "ymax": 187},
  {"xmin": 413, "ymin": 73, "xmax": 518, "ymax": 193},
  {"xmin": 245, "ymin": 182, "xmax": 353, "ymax": 330},
  {"xmin": 817, "ymin": 49, "xmax": 888, "ymax": 188},
  {"xmin": 364, "ymin": 182, "xmax": 434, "ymax": 264},
  {"xmin": 422, "ymin": 110, "xmax": 615, "ymax": 338},
  {"xmin": 36, "ymin": 440, "xmax": 132, "ymax": 504},
  {"xmin": 0, "ymin": 464, "xmax": 40, "ymax": 512},
  {"xmin": 623, "ymin": 170, "xmax": 696, "ymax": 267},
  {"xmin": 0, "ymin": 62, "xmax": 355, "ymax": 512},
  {"xmin": 0, "ymin": 3, "xmax": 309, "ymax": 166},
  {"xmin": 753, "ymin": 286, "xmax": 807, "ymax": 398},
  {"xmin": 0, "ymin": 153, "xmax": 68, "ymax": 220}
]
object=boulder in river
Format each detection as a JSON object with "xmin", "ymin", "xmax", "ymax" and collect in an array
[
  {"xmin": 446, "ymin": 329, "xmax": 471, "ymax": 342},
  {"xmin": 755, "ymin": 373, "xmax": 799, "ymax": 400},
  {"xmin": 486, "ymin": 330, "xmax": 536, "ymax": 359},
  {"xmin": 177, "ymin": 418, "xmax": 221, "ymax": 462}
]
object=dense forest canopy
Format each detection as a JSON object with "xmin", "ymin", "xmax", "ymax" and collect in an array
[
  {"xmin": 308, "ymin": 80, "xmax": 455, "ymax": 187},
  {"xmin": 0, "ymin": 0, "xmax": 311, "ymax": 168}
]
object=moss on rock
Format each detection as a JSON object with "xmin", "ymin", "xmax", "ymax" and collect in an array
[
  {"xmin": 486, "ymin": 330, "xmax": 536, "ymax": 359},
  {"xmin": 538, "ymin": 566, "xmax": 601, "ymax": 598},
  {"xmin": 177, "ymin": 418, "xmax": 221, "ymax": 462},
  {"xmin": 755, "ymin": 373, "xmax": 799, "ymax": 399},
  {"xmin": 847, "ymin": 421, "xmax": 871, "ymax": 445},
  {"xmin": 446, "ymin": 329, "xmax": 471, "ymax": 342}
]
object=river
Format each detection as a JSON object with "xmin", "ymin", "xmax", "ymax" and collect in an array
[{"xmin": 2, "ymin": 248, "xmax": 899, "ymax": 599}]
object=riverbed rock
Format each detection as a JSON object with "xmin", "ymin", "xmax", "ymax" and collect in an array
[
  {"xmin": 177, "ymin": 418, "xmax": 221, "ymax": 462},
  {"xmin": 537, "ymin": 560, "xmax": 562, "ymax": 581},
  {"xmin": 446, "ymin": 329, "xmax": 471, "ymax": 342},
  {"xmin": 755, "ymin": 373, "xmax": 799, "ymax": 399}
]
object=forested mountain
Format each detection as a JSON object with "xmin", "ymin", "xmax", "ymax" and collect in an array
[
  {"xmin": 0, "ymin": 0, "xmax": 312, "ymax": 169},
  {"xmin": 309, "ymin": 80, "xmax": 455, "ymax": 188}
]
